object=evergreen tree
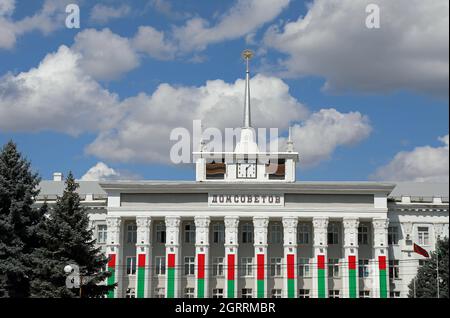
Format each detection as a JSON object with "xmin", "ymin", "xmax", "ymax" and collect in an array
[
  {"xmin": 408, "ymin": 237, "xmax": 449, "ymax": 298},
  {"xmin": 0, "ymin": 141, "xmax": 43, "ymax": 298},
  {"xmin": 30, "ymin": 172, "xmax": 114, "ymax": 297}
]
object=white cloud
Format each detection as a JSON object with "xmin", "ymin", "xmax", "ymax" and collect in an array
[
  {"xmin": 80, "ymin": 162, "xmax": 120, "ymax": 181},
  {"xmin": 371, "ymin": 135, "xmax": 449, "ymax": 182},
  {"xmin": 89, "ymin": 4, "xmax": 131, "ymax": 24},
  {"xmin": 134, "ymin": 0, "xmax": 291, "ymax": 59},
  {"xmin": 132, "ymin": 26, "xmax": 176, "ymax": 60},
  {"xmin": 0, "ymin": 45, "xmax": 122, "ymax": 135},
  {"xmin": 276, "ymin": 109, "xmax": 372, "ymax": 167},
  {"xmin": 86, "ymin": 74, "xmax": 309, "ymax": 163},
  {"xmin": 264, "ymin": 0, "xmax": 449, "ymax": 96},
  {"xmin": 72, "ymin": 28, "xmax": 140, "ymax": 80},
  {"xmin": 0, "ymin": 0, "xmax": 73, "ymax": 49},
  {"xmin": 0, "ymin": 0, "xmax": 15, "ymax": 16},
  {"xmin": 172, "ymin": 0, "xmax": 291, "ymax": 53}
]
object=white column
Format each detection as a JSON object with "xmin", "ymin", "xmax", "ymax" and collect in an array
[
  {"xmin": 253, "ymin": 216, "xmax": 269, "ymax": 298},
  {"xmin": 342, "ymin": 218, "xmax": 359, "ymax": 298},
  {"xmin": 106, "ymin": 216, "xmax": 122, "ymax": 298},
  {"xmin": 165, "ymin": 216, "xmax": 181, "ymax": 298},
  {"xmin": 135, "ymin": 216, "xmax": 152, "ymax": 298},
  {"xmin": 282, "ymin": 217, "xmax": 298, "ymax": 298},
  {"xmin": 372, "ymin": 218, "xmax": 389, "ymax": 298},
  {"xmin": 224, "ymin": 216, "xmax": 239, "ymax": 298},
  {"xmin": 195, "ymin": 216, "xmax": 210, "ymax": 298},
  {"xmin": 312, "ymin": 217, "xmax": 329, "ymax": 298}
]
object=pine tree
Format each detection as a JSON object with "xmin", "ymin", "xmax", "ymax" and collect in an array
[
  {"xmin": 0, "ymin": 141, "xmax": 43, "ymax": 298},
  {"xmin": 30, "ymin": 172, "xmax": 114, "ymax": 297},
  {"xmin": 408, "ymin": 237, "xmax": 449, "ymax": 298}
]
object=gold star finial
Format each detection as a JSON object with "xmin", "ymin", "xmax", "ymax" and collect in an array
[{"xmin": 242, "ymin": 49, "xmax": 254, "ymax": 61}]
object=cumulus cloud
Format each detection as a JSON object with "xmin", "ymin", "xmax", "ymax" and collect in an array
[
  {"xmin": 0, "ymin": 45, "xmax": 122, "ymax": 135},
  {"xmin": 86, "ymin": 74, "xmax": 309, "ymax": 163},
  {"xmin": 134, "ymin": 0, "xmax": 291, "ymax": 59},
  {"xmin": 72, "ymin": 28, "xmax": 140, "ymax": 80},
  {"xmin": 276, "ymin": 109, "xmax": 372, "ymax": 167},
  {"xmin": 0, "ymin": 0, "xmax": 73, "ymax": 49},
  {"xmin": 371, "ymin": 135, "xmax": 449, "ymax": 182},
  {"xmin": 89, "ymin": 4, "xmax": 131, "ymax": 24},
  {"xmin": 132, "ymin": 26, "xmax": 176, "ymax": 60},
  {"xmin": 172, "ymin": 0, "xmax": 291, "ymax": 53},
  {"xmin": 263, "ymin": 0, "xmax": 449, "ymax": 96},
  {"xmin": 80, "ymin": 162, "xmax": 120, "ymax": 181}
]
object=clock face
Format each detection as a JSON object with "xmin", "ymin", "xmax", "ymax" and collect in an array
[{"xmin": 237, "ymin": 160, "xmax": 257, "ymax": 179}]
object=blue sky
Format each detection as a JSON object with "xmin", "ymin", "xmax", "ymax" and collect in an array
[{"xmin": 0, "ymin": 0, "xmax": 448, "ymax": 182}]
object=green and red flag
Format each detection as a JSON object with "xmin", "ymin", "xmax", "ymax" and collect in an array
[{"xmin": 227, "ymin": 254, "xmax": 235, "ymax": 298}]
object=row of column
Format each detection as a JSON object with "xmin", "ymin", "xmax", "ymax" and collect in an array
[{"xmin": 105, "ymin": 216, "xmax": 390, "ymax": 298}]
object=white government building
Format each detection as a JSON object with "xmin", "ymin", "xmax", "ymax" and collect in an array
[{"xmin": 37, "ymin": 52, "xmax": 449, "ymax": 299}]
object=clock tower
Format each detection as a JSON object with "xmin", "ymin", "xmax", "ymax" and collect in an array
[{"xmin": 194, "ymin": 50, "xmax": 299, "ymax": 183}]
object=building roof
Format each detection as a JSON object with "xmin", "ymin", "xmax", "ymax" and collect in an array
[
  {"xmin": 37, "ymin": 180, "xmax": 107, "ymax": 200},
  {"xmin": 388, "ymin": 182, "xmax": 449, "ymax": 202},
  {"xmin": 36, "ymin": 179, "xmax": 448, "ymax": 202}
]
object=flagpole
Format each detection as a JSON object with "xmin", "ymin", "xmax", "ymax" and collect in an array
[{"xmin": 436, "ymin": 246, "xmax": 440, "ymax": 298}]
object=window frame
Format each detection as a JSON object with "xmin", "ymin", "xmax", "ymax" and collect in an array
[
  {"xmin": 184, "ymin": 223, "xmax": 196, "ymax": 244},
  {"xmin": 388, "ymin": 226, "xmax": 399, "ymax": 245},
  {"xmin": 358, "ymin": 259, "xmax": 370, "ymax": 278},
  {"xmin": 240, "ymin": 257, "xmax": 254, "ymax": 277},
  {"xmin": 126, "ymin": 256, "xmax": 137, "ymax": 276},
  {"xmin": 298, "ymin": 258, "xmax": 311, "ymax": 278},
  {"xmin": 358, "ymin": 224, "xmax": 369, "ymax": 245},
  {"xmin": 389, "ymin": 260, "xmax": 400, "ymax": 280},
  {"xmin": 212, "ymin": 288, "xmax": 224, "ymax": 298},
  {"xmin": 298, "ymin": 223, "xmax": 310, "ymax": 245},
  {"xmin": 328, "ymin": 258, "xmax": 340, "ymax": 278},
  {"xmin": 270, "ymin": 257, "xmax": 283, "ymax": 277},
  {"xmin": 241, "ymin": 288, "xmax": 253, "ymax": 298},
  {"xmin": 156, "ymin": 223, "xmax": 166, "ymax": 243},
  {"xmin": 213, "ymin": 257, "xmax": 225, "ymax": 277},
  {"xmin": 269, "ymin": 223, "xmax": 283, "ymax": 244},
  {"xmin": 327, "ymin": 223, "xmax": 339, "ymax": 245},
  {"xmin": 184, "ymin": 256, "xmax": 195, "ymax": 276},
  {"xmin": 298, "ymin": 289, "xmax": 310, "ymax": 298},
  {"xmin": 126, "ymin": 224, "xmax": 137, "ymax": 244},
  {"xmin": 241, "ymin": 223, "xmax": 253, "ymax": 244},
  {"xmin": 97, "ymin": 224, "xmax": 107, "ymax": 244},
  {"xmin": 417, "ymin": 226, "xmax": 430, "ymax": 246},
  {"xmin": 155, "ymin": 256, "xmax": 166, "ymax": 276},
  {"xmin": 271, "ymin": 289, "xmax": 282, "ymax": 298},
  {"xmin": 212, "ymin": 223, "xmax": 225, "ymax": 244}
]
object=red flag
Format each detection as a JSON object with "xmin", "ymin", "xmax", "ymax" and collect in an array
[{"xmin": 413, "ymin": 243, "xmax": 430, "ymax": 258}]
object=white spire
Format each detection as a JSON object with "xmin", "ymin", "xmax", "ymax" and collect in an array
[{"xmin": 242, "ymin": 49, "xmax": 253, "ymax": 128}]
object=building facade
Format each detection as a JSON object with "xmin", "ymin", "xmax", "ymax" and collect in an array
[{"xmin": 37, "ymin": 55, "xmax": 449, "ymax": 299}]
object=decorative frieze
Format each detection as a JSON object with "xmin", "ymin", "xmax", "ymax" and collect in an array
[{"xmin": 165, "ymin": 216, "xmax": 181, "ymax": 246}]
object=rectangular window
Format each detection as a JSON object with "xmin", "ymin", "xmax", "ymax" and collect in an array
[
  {"xmin": 390, "ymin": 291, "xmax": 401, "ymax": 298},
  {"xmin": 298, "ymin": 258, "xmax": 311, "ymax": 277},
  {"xmin": 270, "ymin": 257, "xmax": 283, "ymax": 277},
  {"xmin": 155, "ymin": 256, "xmax": 166, "ymax": 276},
  {"xmin": 389, "ymin": 260, "xmax": 400, "ymax": 280},
  {"xmin": 328, "ymin": 290, "xmax": 340, "ymax": 298},
  {"xmin": 127, "ymin": 224, "xmax": 137, "ymax": 244},
  {"xmin": 97, "ymin": 224, "xmax": 107, "ymax": 244},
  {"xmin": 270, "ymin": 223, "xmax": 282, "ymax": 244},
  {"xmin": 298, "ymin": 289, "xmax": 310, "ymax": 298},
  {"xmin": 328, "ymin": 259, "xmax": 340, "ymax": 278},
  {"xmin": 271, "ymin": 289, "xmax": 282, "ymax": 298},
  {"xmin": 358, "ymin": 259, "xmax": 369, "ymax": 278},
  {"xmin": 241, "ymin": 257, "xmax": 253, "ymax": 277},
  {"xmin": 242, "ymin": 223, "xmax": 253, "ymax": 243},
  {"xmin": 184, "ymin": 256, "xmax": 195, "ymax": 276},
  {"xmin": 358, "ymin": 225, "xmax": 369, "ymax": 245},
  {"xmin": 213, "ymin": 223, "xmax": 225, "ymax": 244},
  {"xmin": 126, "ymin": 256, "xmax": 136, "ymax": 276},
  {"xmin": 359, "ymin": 290, "xmax": 370, "ymax": 298},
  {"xmin": 298, "ymin": 223, "xmax": 310, "ymax": 244},
  {"xmin": 154, "ymin": 288, "xmax": 165, "ymax": 298},
  {"xmin": 184, "ymin": 288, "xmax": 195, "ymax": 298},
  {"xmin": 213, "ymin": 257, "xmax": 224, "ymax": 277},
  {"xmin": 184, "ymin": 223, "xmax": 195, "ymax": 243},
  {"xmin": 212, "ymin": 289, "xmax": 224, "ymax": 298},
  {"xmin": 241, "ymin": 288, "xmax": 252, "ymax": 298},
  {"xmin": 388, "ymin": 226, "xmax": 399, "ymax": 245},
  {"xmin": 327, "ymin": 223, "xmax": 339, "ymax": 245},
  {"xmin": 156, "ymin": 223, "xmax": 166, "ymax": 243},
  {"xmin": 418, "ymin": 227, "xmax": 430, "ymax": 245}
]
